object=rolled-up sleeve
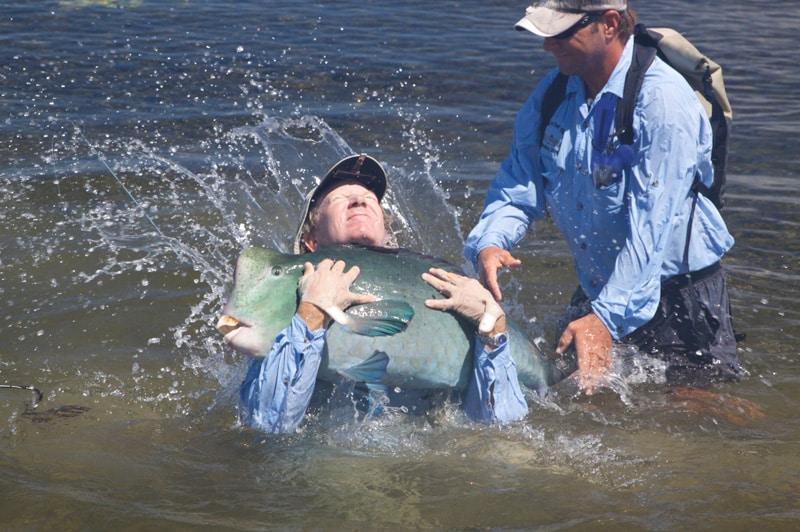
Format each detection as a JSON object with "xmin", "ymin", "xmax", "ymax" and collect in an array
[
  {"xmin": 463, "ymin": 341, "xmax": 528, "ymax": 423},
  {"xmin": 239, "ymin": 314, "xmax": 325, "ymax": 433}
]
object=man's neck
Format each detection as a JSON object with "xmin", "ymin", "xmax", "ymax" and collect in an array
[{"xmin": 582, "ymin": 41, "xmax": 625, "ymax": 99}]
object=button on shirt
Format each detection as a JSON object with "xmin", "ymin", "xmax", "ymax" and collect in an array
[{"xmin": 464, "ymin": 36, "xmax": 733, "ymax": 339}]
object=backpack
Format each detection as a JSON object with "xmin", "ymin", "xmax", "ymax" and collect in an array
[{"xmin": 539, "ymin": 23, "xmax": 732, "ymax": 209}]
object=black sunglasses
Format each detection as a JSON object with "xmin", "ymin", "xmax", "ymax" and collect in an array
[{"xmin": 553, "ymin": 11, "xmax": 605, "ymax": 40}]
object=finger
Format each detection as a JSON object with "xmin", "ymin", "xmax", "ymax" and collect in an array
[
  {"xmin": 477, "ymin": 312, "xmax": 498, "ymax": 334},
  {"xmin": 501, "ymin": 254, "xmax": 523, "ymax": 270},
  {"xmin": 421, "ymin": 272, "xmax": 451, "ymax": 293},
  {"xmin": 485, "ymin": 270, "xmax": 503, "ymax": 302},
  {"xmin": 438, "ymin": 269, "xmax": 468, "ymax": 285},
  {"xmin": 350, "ymin": 292, "xmax": 377, "ymax": 305},
  {"xmin": 581, "ymin": 372, "xmax": 595, "ymax": 396},
  {"xmin": 427, "ymin": 268, "xmax": 463, "ymax": 289},
  {"xmin": 555, "ymin": 328, "xmax": 574, "ymax": 356},
  {"xmin": 302, "ymin": 262, "xmax": 315, "ymax": 276},
  {"xmin": 424, "ymin": 297, "xmax": 452, "ymax": 311},
  {"xmin": 313, "ymin": 258, "xmax": 334, "ymax": 273},
  {"xmin": 477, "ymin": 301, "xmax": 504, "ymax": 334},
  {"xmin": 343, "ymin": 264, "xmax": 361, "ymax": 284},
  {"xmin": 427, "ymin": 267, "xmax": 451, "ymax": 281}
]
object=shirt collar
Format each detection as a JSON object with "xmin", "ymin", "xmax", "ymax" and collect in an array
[
  {"xmin": 566, "ymin": 35, "xmax": 635, "ymax": 101},
  {"xmin": 604, "ymin": 35, "xmax": 636, "ymax": 99}
]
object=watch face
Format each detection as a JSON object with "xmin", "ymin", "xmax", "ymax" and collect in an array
[{"xmin": 479, "ymin": 332, "xmax": 508, "ymax": 348}]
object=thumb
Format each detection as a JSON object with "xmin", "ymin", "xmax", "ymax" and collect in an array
[
  {"xmin": 350, "ymin": 293, "xmax": 378, "ymax": 306},
  {"xmin": 477, "ymin": 312, "xmax": 498, "ymax": 335},
  {"xmin": 555, "ymin": 328, "xmax": 574, "ymax": 356},
  {"xmin": 477, "ymin": 301, "xmax": 504, "ymax": 333},
  {"xmin": 506, "ymin": 257, "xmax": 522, "ymax": 270}
]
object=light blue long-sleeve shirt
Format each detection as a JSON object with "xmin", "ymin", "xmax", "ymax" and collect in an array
[
  {"xmin": 239, "ymin": 314, "xmax": 528, "ymax": 433},
  {"xmin": 464, "ymin": 36, "xmax": 733, "ymax": 340}
]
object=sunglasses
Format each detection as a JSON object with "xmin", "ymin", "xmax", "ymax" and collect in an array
[{"xmin": 553, "ymin": 11, "xmax": 605, "ymax": 40}]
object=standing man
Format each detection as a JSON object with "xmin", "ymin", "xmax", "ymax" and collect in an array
[{"xmin": 464, "ymin": 1, "xmax": 741, "ymax": 393}]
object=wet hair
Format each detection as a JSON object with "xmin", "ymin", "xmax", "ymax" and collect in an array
[{"xmin": 618, "ymin": 7, "xmax": 637, "ymax": 42}]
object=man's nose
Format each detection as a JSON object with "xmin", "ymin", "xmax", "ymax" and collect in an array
[{"xmin": 347, "ymin": 194, "xmax": 369, "ymax": 205}]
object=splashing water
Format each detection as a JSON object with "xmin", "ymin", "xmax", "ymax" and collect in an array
[{"xmin": 1, "ymin": 113, "xmax": 469, "ymax": 429}]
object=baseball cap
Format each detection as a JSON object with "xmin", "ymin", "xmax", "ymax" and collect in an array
[
  {"xmin": 292, "ymin": 154, "xmax": 388, "ymax": 254},
  {"xmin": 515, "ymin": 0, "xmax": 627, "ymax": 38}
]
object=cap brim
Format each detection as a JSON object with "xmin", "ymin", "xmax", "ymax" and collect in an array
[
  {"xmin": 515, "ymin": 8, "xmax": 584, "ymax": 38},
  {"xmin": 292, "ymin": 154, "xmax": 388, "ymax": 254}
]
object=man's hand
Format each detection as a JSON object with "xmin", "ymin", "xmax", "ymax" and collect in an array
[
  {"xmin": 297, "ymin": 259, "xmax": 376, "ymax": 327},
  {"xmin": 476, "ymin": 246, "xmax": 522, "ymax": 302},
  {"xmin": 422, "ymin": 268, "xmax": 505, "ymax": 335},
  {"xmin": 556, "ymin": 312, "xmax": 613, "ymax": 395}
]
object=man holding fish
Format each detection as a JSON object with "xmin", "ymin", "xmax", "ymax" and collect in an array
[{"xmin": 230, "ymin": 154, "xmax": 530, "ymax": 433}]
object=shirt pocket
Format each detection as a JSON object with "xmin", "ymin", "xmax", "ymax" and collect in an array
[
  {"xmin": 590, "ymin": 176, "xmax": 626, "ymax": 216},
  {"xmin": 540, "ymin": 124, "xmax": 568, "ymax": 190}
]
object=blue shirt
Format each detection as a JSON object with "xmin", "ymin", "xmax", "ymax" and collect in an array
[
  {"xmin": 464, "ymin": 36, "xmax": 734, "ymax": 339},
  {"xmin": 239, "ymin": 314, "xmax": 528, "ymax": 433}
]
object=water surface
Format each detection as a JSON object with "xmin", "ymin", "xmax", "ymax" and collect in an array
[{"xmin": 2, "ymin": 0, "xmax": 799, "ymax": 529}]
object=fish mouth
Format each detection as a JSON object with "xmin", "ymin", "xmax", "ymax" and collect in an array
[{"xmin": 217, "ymin": 315, "xmax": 247, "ymax": 343}]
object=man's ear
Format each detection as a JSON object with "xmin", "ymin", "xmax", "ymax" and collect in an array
[
  {"xmin": 303, "ymin": 233, "xmax": 317, "ymax": 252},
  {"xmin": 602, "ymin": 9, "xmax": 621, "ymax": 37}
]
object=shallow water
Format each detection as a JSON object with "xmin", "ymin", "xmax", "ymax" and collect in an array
[{"xmin": 2, "ymin": 0, "xmax": 799, "ymax": 529}]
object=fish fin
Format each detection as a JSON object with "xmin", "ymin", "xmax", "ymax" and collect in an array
[
  {"xmin": 337, "ymin": 351, "xmax": 390, "ymax": 383},
  {"xmin": 343, "ymin": 354, "xmax": 390, "ymax": 417},
  {"xmin": 341, "ymin": 300, "xmax": 414, "ymax": 337}
]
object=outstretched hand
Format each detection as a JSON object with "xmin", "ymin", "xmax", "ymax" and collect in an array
[
  {"xmin": 422, "ymin": 268, "xmax": 505, "ymax": 334},
  {"xmin": 476, "ymin": 246, "xmax": 522, "ymax": 301},
  {"xmin": 298, "ymin": 259, "xmax": 376, "ymax": 326}
]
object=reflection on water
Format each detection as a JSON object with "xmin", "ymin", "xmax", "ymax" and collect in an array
[{"xmin": 2, "ymin": 0, "xmax": 800, "ymax": 528}]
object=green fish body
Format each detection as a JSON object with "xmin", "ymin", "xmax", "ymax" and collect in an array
[{"xmin": 218, "ymin": 245, "xmax": 563, "ymax": 396}]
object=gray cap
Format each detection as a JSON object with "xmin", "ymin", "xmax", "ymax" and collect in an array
[
  {"xmin": 515, "ymin": 0, "xmax": 627, "ymax": 37},
  {"xmin": 292, "ymin": 154, "xmax": 388, "ymax": 254}
]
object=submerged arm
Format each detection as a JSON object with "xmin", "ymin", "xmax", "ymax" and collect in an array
[
  {"xmin": 239, "ymin": 313, "xmax": 325, "ymax": 433},
  {"xmin": 239, "ymin": 259, "xmax": 375, "ymax": 433}
]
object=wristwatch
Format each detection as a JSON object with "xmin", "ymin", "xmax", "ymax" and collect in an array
[{"xmin": 476, "ymin": 331, "xmax": 508, "ymax": 349}]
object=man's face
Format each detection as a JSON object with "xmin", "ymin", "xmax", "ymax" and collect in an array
[
  {"xmin": 304, "ymin": 182, "xmax": 386, "ymax": 251},
  {"xmin": 542, "ymin": 13, "xmax": 612, "ymax": 78}
]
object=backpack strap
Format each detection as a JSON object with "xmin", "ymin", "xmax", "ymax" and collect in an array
[
  {"xmin": 614, "ymin": 24, "xmax": 658, "ymax": 145},
  {"xmin": 644, "ymin": 25, "xmax": 731, "ymax": 209},
  {"xmin": 539, "ymin": 72, "xmax": 568, "ymax": 144},
  {"xmin": 701, "ymin": 77, "xmax": 730, "ymax": 209}
]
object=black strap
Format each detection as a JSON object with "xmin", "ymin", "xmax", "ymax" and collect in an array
[
  {"xmin": 538, "ymin": 72, "xmax": 568, "ymax": 144},
  {"xmin": 615, "ymin": 25, "xmax": 658, "ymax": 145}
]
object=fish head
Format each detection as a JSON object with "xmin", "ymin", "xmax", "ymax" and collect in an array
[{"xmin": 217, "ymin": 247, "xmax": 305, "ymax": 358}]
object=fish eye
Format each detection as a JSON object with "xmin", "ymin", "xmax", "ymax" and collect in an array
[{"xmin": 270, "ymin": 266, "xmax": 282, "ymax": 276}]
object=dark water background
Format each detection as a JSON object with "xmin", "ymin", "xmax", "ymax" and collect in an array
[{"xmin": 2, "ymin": 0, "xmax": 799, "ymax": 529}]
